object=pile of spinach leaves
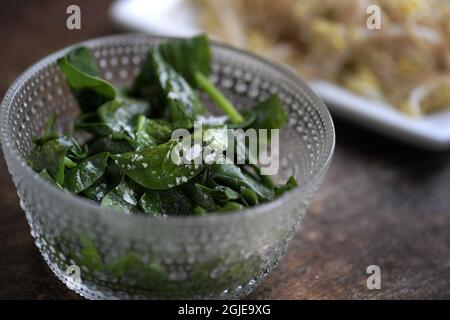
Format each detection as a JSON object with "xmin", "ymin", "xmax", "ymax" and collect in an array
[{"xmin": 29, "ymin": 35, "xmax": 297, "ymax": 216}]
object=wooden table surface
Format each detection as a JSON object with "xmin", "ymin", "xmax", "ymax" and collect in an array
[{"xmin": 1, "ymin": 0, "xmax": 449, "ymax": 300}]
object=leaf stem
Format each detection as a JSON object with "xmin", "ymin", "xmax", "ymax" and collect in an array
[
  {"xmin": 64, "ymin": 156, "xmax": 77, "ymax": 169},
  {"xmin": 136, "ymin": 115, "xmax": 146, "ymax": 132},
  {"xmin": 194, "ymin": 72, "xmax": 244, "ymax": 124},
  {"xmin": 252, "ymin": 164, "xmax": 275, "ymax": 189}
]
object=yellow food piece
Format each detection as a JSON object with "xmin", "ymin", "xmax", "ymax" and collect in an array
[
  {"xmin": 310, "ymin": 19, "xmax": 347, "ymax": 52},
  {"xmin": 247, "ymin": 31, "xmax": 272, "ymax": 51},
  {"xmin": 397, "ymin": 56, "xmax": 425, "ymax": 75},
  {"xmin": 292, "ymin": 1, "xmax": 314, "ymax": 18},
  {"xmin": 340, "ymin": 66, "xmax": 381, "ymax": 99},
  {"xmin": 399, "ymin": 101, "xmax": 421, "ymax": 117},
  {"xmin": 380, "ymin": 0, "xmax": 424, "ymax": 18},
  {"xmin": 421, "ymin": 83, "xmax": 450, "ymax": 113}
]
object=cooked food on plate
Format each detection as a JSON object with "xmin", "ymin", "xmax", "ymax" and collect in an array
[{"xmin": 195, "ymin": 0, "xmax": 450, "ymax": 116}]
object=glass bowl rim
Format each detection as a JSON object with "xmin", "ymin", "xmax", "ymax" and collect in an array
[{"xmin": 0, "ymin": 33, "xmax": 335, "ymax": 227}]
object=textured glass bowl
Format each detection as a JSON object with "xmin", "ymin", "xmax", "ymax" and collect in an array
[{"xmin": 0, "ymin": 34, "xmax": 334, "ymax": 299}]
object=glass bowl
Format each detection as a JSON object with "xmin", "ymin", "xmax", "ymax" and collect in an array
[{"xmin": 0, "ymin": 34, "xmax": 334, "ymax": 299}]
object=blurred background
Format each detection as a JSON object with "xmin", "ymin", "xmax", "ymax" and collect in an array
[
  {"xmin": 114, "ymin": 0, "xmax": 450, "ymax": 116},
  {"xmin": 0, "ymin": 0, "xmax": 449, "ymax": 299}
]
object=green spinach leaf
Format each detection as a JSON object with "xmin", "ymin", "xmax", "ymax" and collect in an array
[
  {"xmin": 148, "ymin": 49, "xmax": 205, "ymax": 128},
  {"xmin": 207, "ymin": 161, "xmax": 274, "ymax": 201},
  {"xmin": 58, "ymin": 47, "xmax": 117, "ymax": 112},
  {"xmin": 217, "ymin": 201, "xmax": 244, "ymax": 212},
  {"xmin": 29, "ymin": 140, "xmax": 69, "ymax": 185},
  {"xmin": 32, "ymin": 113, "xmax": 59, "ymax": 145},
  {"xmin": 274, "ymin": 176, "xmax": 298, "ymax": 196},
  {"xmin": 143, "ymin": 118, "xmax": 172, "ymax": 144},
  {"xmin": 158, "ymin": 35, "xmax": 244, "ymax": 124},
  {"xmin": 66, "ymin": 152, "xmax": 109, "ymax": 193},
  {"xmin": 131, "ymin": 115, "xmax": 157, "ymax": 150},
  {"xmin": 97, "ymin": 98, "xmax": 151, "ymax": 137},
  {"xmin": 104, "ymin": 159, "xmax": 124, "ymax": 187},
  {"xmin": 87, "ymin": 136, "xmax": 134, "ymax": 154},
  {"xmin": 240, "ymin": 187, "xmax": 259, "ymax": 206},
  {"xmin": 140, "ymin": 188, "xmax": 193, "ymax": 216},
  {"xmin": 244, "ymin": 95, "xmax": 287, "ymax": 130},
  {"xmin": 132, "ymin": 48, "xmax": 205, "ymax": 129},
  {"xmin": 56, "ymin": 134, "xmax": 87, "ymax": 160},
  {"xmin": 101, "ymin": 178, "xmax": 139, "ymax": 214},
  {"xmin": 112, "ymin": 141, "xmax": 203, "ymax": 190},
  {"xmin": 158, "ymin": 34, "xmax": 211, "ymax": 87},
  {"xmin": 38, "ymin": 169, "xmax": 63, "ymax": 188},
  {"xmin": 202, "ymin": 184, "xmax": 241, "ymax": 206},
  {"xmin": 75, "ymin": 112, "xmax": 115, "ymax": 137},
  {"xmin": 82, "ymin": 179, "xmax": 110, "ymax": 201},
  {"xmin": 182, "ymin": 183, "xmax": 218, "ymax": 212}
]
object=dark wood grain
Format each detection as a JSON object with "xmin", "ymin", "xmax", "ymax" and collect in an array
[{"xmin": 0, "ymin": 0, "xmax": 449, "ymax": 300}]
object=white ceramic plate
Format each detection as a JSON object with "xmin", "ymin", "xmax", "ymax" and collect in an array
[{"xmin": 110, "ymin": 0, "xmax": 450, "ymax": 150}]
